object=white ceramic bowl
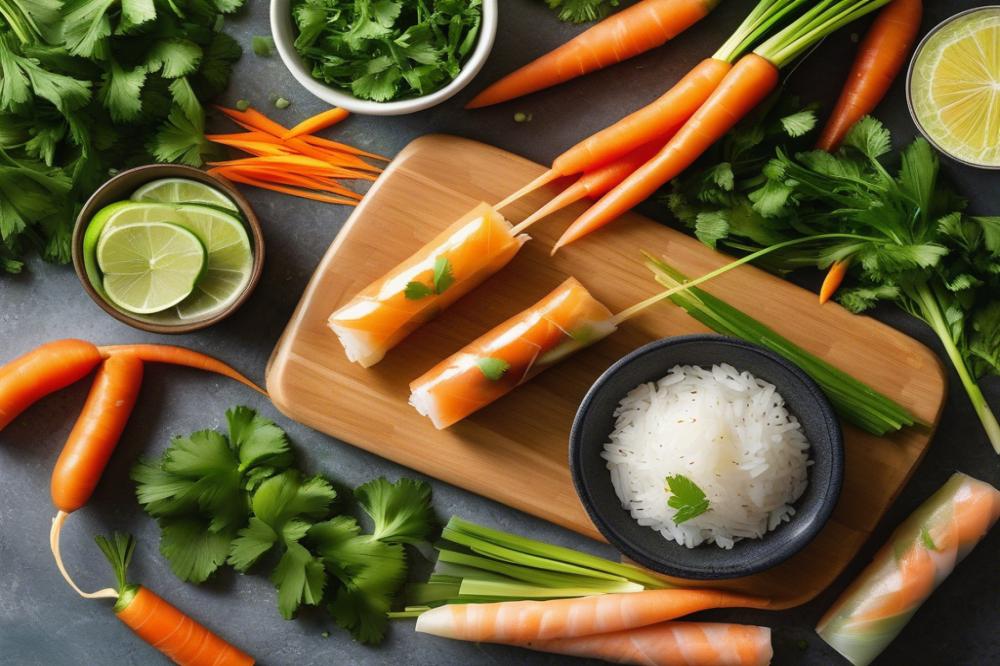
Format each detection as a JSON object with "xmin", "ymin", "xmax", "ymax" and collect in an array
[{"xmin": 270, "ymin": 0, "xmax": 498, "ymax": 116}]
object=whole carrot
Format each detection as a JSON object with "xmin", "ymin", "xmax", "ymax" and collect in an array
[
  {"xmin": 96, "ymin": 533, "xmax": 254, "ymax": 666},
  {"xmin": 467, "ymin": 0, "xmax": 719, "ymax": 108},
  {"xmin": 98, "ymin": 344, "xmax": 266, "ymax": 395},
  {"xmin": 50, "ymin": 353, "xmax": 143, "ymax": 513},
  {"xmin": 0, "ymin": 339, "xmax": 103, "ymax": 431},
  {"xmin": 816, "ymin": 0, "xmax": 923, "ymax": 151}
]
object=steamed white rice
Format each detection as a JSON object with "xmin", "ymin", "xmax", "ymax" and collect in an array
[{"xmin": 602, "ymin": 363, "xmax": 811, "ymax": 549}]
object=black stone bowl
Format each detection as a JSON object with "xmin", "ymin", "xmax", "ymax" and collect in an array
[{"xmin": 570, "ymin": 334, "xmax": 843, "ymax": 579}]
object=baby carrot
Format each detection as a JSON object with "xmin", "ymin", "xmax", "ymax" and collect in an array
[
  {"xmin": 819, "ymin": 258, "xmax": 851, "ymax": 304},
  {"xmin": 50, "ymin": 353, "xmax": 143, "ymax": 513},
  {"xmin": 281, "ymin": 107, "xmax": 349, "ymax": 139},
  {"xmin": 816, "ymin": 0, "xmax": 923, "ymax": 151},
  {"xmin": 467, "ymin": 0, "xmax": 718, "ymax": 108},
  {"xmin": 0, "ymin": 339, "xmax": 103, "ymax": 431},
  {"xmin": 96, "ymin": 533, "xmax": 254, "ymax": 666},
  {"xmin": 97, "ymin": 344, "xmax": 266, "ymax": 395}
]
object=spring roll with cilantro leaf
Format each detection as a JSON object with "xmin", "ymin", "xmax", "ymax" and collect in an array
[
  {"xmin": 329, "ymin": 203, "xmax": 527, "ymax": 367},
  {"xmin": 816, "ymin": 472, "xmax": 1000, "ymax": 666},
  {"xmin": 410, "ymin": 277, "xmax": 616, "ymax": 429}
]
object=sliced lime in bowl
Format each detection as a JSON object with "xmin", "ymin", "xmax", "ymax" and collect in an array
[
  {"xmin": 132, "ymin": 177, "xmax": 241, "ymax": 212},
  {"xmin": 97, "ymin": 221, "xmax": 206, "ymax": 315}
]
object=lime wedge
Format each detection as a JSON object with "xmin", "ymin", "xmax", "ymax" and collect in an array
[
  {"xmin": 131, "ymin": 177, "xmax": 240, "ymax": 213},
  {"xmin": 909, "ymin": 7, "xmax": 1000, "ymax": 167},
  {"xmin": 97, "ymin": 221, "xmax": 206, "ymax": 315}
]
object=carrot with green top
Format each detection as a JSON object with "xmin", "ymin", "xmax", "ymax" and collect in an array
[
  {"xmin": 0, "ymin": 339, "xmax": 103, "ymax": 431},
  {"xmin": 552, "ymin": 0, "xmax": 894, "ymax": 251},
  {"xmin": 467, "ymin": 0, "xmax": 719, "ymax": 109}
]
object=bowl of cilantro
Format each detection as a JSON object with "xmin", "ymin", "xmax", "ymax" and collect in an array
[{"xmin": 272, "ymin": 0, "xmax": 498, "ymax": 115}]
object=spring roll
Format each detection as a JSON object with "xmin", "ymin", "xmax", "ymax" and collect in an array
[
  {"xmin": 329, "ymin": 203, "xmax": 527, "ymax": 367},
  {"xmin": 410, "ymin": 277, "xmax": 617, "ymax": 429},
  {"xmin": 816, "ymin": 472, "xmax": 1000, "ymax": 666}
]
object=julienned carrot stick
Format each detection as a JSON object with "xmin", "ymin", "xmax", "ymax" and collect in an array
[
  {"xmin": 93, "ymin": 533, "xmax": 255, "ymax": 666},
  {"xmin": 819, "ymin": 258, "xmax": 850, "ymax": 304},
  {"xmin": 0, "ymin": 339, "xmax": 103, "ymax": 431},
  {"xmin": 523, "ymin": 622, "xmax": 773, "ymax": 666},
  {"xmin": 97, "ymin": 344, "xmax": 266, "ymax": 395},
  {"xmin": 209, "ymin": 169, "xmax": 360, "ymax": 205},
  {"xmin": 414, "ymin": 589, "xmax": 771, "ymax": 642},
  {"xmin": 553, "ymin": 53, "xmax": 780, "ymax": 251},
  {"xmin": 212, "ymin": 167, "xmax": 363, "ymax": 199},
  {"xmin": 816, "ymin": 0, "xmax": 923, "ymax": 151},
  {"xmin": 467, "ymin": 0, "xmax": 718, "ymax": 109},
  {"xmin": 300, "ymin": 135, "xmax": 389, "ymax": 162},
  {"xmin": 50, "ymin": 353, "xmax": 143, "ymax": 513},
  {"xmin": 282, "ymin": 107, "xmax": 349, "ymax": 139}
]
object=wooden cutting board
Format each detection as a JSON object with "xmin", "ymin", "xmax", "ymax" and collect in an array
[{"xmin": 267, "ymin": 135, "xmax": 946, "ymax": 608}]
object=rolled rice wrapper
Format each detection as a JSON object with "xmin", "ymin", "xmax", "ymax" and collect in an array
[
  {"xmin": 816, "ymin": 472, "xmax": 1000, "ymax": 666},
  {"xmin": 328, "ymin": 203, "xmax": 527, "ymax": 367},
  {"xmin": 410, "ymin": 277, "xmax": 617, "ymax": 429}
]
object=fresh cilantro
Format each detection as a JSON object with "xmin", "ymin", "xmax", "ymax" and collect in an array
[
  {"xmin": 146, "ymin": 39, "xmax": 204, "ymax": 79},
  {"xmin": 664, "ymin": 474, "xmax": 710, "ymax": 524},
  {"xmin": 404, "ymin": 256, "xmax": 454, "ymax": 299},
  {"xmin": 252, "ymin": 35, "xmax": 275, "ymax": 57},
  {"xmin": 543, "ymin": 0, "xmax": 620, "ymax": 23},
  {"xmin": 356, "ymin": 477, "xmax": 434, "ymax": 544},
  {"xmin": 290, "ymin": 0, "xmax": 483, "ymax": 102},
  {"xmin": 476, "ymin": 357, "xmax": 510, "ymax": 381}
]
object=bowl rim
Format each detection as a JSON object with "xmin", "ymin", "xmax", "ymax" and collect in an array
[
  {"xmin": 71, "ymin": 164, "xmax": 265, "ymax": 334},
  {"xmin": 569, "ymin": 333, "xmax": 844, "ymax": 579},
  {"xmin": 270, "ymin": 0, "xmax": 499, "ymax": 116}
]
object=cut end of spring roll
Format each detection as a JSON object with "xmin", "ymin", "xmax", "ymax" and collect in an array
[{"xmin": 327, "ymin": 203, "xmax": 527, "ymax": 367}]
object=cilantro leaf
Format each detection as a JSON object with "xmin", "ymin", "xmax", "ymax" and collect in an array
[
  {"xmin": 252, "ymin": 36, "xmax": 275, "ymax": 57},
  {"xmin": 272, "ymin": 541, "xmax": 327, "ymax": 619},
  {"xmin": 158, "ymin": 516, "xmax": 236, "ymax": 583},
  {"xmin": 147, "ymin": 39, "xmax": 204, "ymax": 79},
  {"xmin": 356, "ymin": 477, "xmax": 434, "ymax": 544},
  {"xmin": 694, "ymin": 211, "xmax": 730, "ymax": 249},
  {"xmin": 404, "ymin": 280, "xmax": 434, "ymax": 300},
  {"xmin": 476, "ymin": 357, "xmax": 510, "ymax": 381},
  {"xmin": 227, "ymin": 406, "xmax": 293, "ymax": 472},
  {"xmin": 61, "ymin": 0, "xmax": 115, "ymax": 58},
  {"xmin": 432, "ymin": 256, "xmax": 455, "ymax": 294},
  {"xmin": 843, "ymin": 116, "xmax": 891, "ymax": 160},
  {"xmin": 664, "ymin": 474, "xmax": 710, "ymax": 524},
  {"xmin": 920, "ymin": 526, "xmax": 937, "ymax": 551},
  {"xmin": 98, "ymin": 62, "xmax": 146, "ymax": 122},
  {"xmin": 149, "ymin": 104, "xmax": 208, "ymax": 165},
  {"xmin": 120, "ymin": 0, "xmax": 157, "ymax": 31},
  {"xmin": 779, "ymin": 110, "xmax": 816, "ymax": 138},
  {"xmin": 544, "ymin": 0, "xmax": 620, "ymax": 23}
]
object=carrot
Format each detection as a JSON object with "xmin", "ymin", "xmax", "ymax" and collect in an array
[
  {"xmin": 523, "ymin": 622, "xmax": 773, "ymax": 666},
  {"xmin": 819, "ymin": 258, "xmax": 851, "ymax": 304},
  {"xmin": 0, "ymin": 339, "xmax": 103, "ymax": 431},
  {"xmin": 50, "ymin": 353, "xmax": 143, "ymax": 513},
  {"xmin": 281, "ymin": 107, "xmax": 349, "ymax": 139},
  {"xmin": 553, "ymin": 53, "xmax": 780, "ymax": 251},
  {"xmin": 515, "ymin": 141, "xmax": 663, "ymax": 230},
  {"xmin": 94, "ymin": 533, "xmax": 255, "ymax": 666},
  {"xmin": 816, "ymin": 0, "xmax": 923, "ymax": 151},
  {"xmin": 97, "ymin": 344, "xmax": 266, "ymax": 395},
  {"xmin": 300, "ymin": 135, "xmax": 389, "ymax": 162},
  {"xmin": 466, "ymin": 0, "xmax": 719, "ymax": 108},
  {"xmin": 209, "ymin": 169, "xmax": 360, "ymax": 205},
  {"xmin": 212, "ymin": 167, "xmax": 363, "ymax": 199},
  {"xmin": 414, "ymin": 589, "xmax": 771, "ymax": 642}
]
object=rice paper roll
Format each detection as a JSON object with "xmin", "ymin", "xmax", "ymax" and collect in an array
[
  {"xmin": 410, "ymin": 277, "xmax": 616, "ymax": 429},
  {"xmin": 816, "ymin": 472, "xmax": 1000, "ymax": 666},
  {"xmin": 328, "ymin": 203, "xmax": 527, "ymax": 367}
]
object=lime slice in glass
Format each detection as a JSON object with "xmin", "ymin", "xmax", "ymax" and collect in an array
[
  {"xmin": 96, "ymin": 221, "xmax": 206, "ymax": 315},
  {"xmin": 908, "ymin": 7, "xmax": 1000, "ymax": 168},
  {"xmin": 131, "ymin": 177, "xmax": 240, "ymax": 212}
]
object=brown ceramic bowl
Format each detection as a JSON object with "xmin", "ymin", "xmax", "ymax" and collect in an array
[{"xmin": 72, "ymin": 164, "xmax": 264, "ymax": 334}]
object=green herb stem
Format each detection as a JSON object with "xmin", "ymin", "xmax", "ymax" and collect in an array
[{"xmin": 714, "ymin": 0, "xmax": 811, "ymax": 62}]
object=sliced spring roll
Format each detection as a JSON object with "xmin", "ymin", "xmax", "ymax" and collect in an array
[
  {"xmin": 328, "ymin": 203, "xmax": 528, "ymax": 367},
  {"xmin": 816, "ymin": 472, "xmax": 1000, "ymax": 666},
  {"xmin": 410, "ymin": 277, "xmax": 616, "ymax": 429}
]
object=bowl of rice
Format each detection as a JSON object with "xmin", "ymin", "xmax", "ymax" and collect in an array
[{"xmin": 569, "ymin": 335, "xmax": 843, "ymax": 579}]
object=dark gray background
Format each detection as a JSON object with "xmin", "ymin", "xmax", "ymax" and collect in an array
[{"xmin": 1, "ymin": 1, "xmax": 997, "ymax": 664}]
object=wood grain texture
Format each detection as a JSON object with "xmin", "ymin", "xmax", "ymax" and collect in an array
[{"xmin": 266, "ymin": 135, "xmax": 947, "ymax": 608}]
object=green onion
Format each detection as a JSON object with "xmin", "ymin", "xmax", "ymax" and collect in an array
[{"xmin": 644, "ymin": 254, "xmax": 920, "ymax": 435}]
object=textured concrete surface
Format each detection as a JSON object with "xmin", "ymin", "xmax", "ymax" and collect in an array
[{"xmin": 1, "ymin": 1, "xmax": 997, "ymax": 665}]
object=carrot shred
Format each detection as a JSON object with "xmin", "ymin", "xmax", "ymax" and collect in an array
[
  {"xmin": 210, "ymin": 169, "xmax": 360, "ymax": 205},
  {"xmin": 819, "ymin": 259, "xmax": 851, "ymax": 304},
  {"xmin": 282, "ymin": 107, "xmax": 350, "ymax": 139}
]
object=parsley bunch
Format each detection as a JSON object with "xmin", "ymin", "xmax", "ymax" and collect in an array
[
  {"xmin": 133, "ymin": 406, "xmax": 435, "ymax": 644},
  {"xmin": 0, "ymin": 0, "xmax": 243, "ymax": 274},
  {"xmin": 667, "ymin": 104, "xmax": 1000, "ymax": 453},
  {"xmin": 291, "ymin": 0, "xmax": 482, "ymax": 102}
]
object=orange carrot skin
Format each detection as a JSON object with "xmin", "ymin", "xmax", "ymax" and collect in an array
[
  {"xmin": 116, "ymin": 586, "xmax": 254, "ymax": 666},
  {"xmin": 579, "ymin": 141, "xmax": 664, "ymax": 199},
  {"xmin": 819, "ymin": 259, "xmax": 850, "ymax": 304},
  {"xmin": 282, "ymin": 107, "xmax": 349, "ymax": 139},
  {"xmin": 0, "ymin": 339, "xmax": 103, "ymax": 431},
  {"xmin": 99, "ymin": 345, "xmax": 266, "ymax": 395},
  {"xmin": 467, "ymin": 0, "xmax": 717, "ymax": 108},
  {"xmin": 816, "ymin": 0, "xmax": 923, "ymax": 151},
  {"xmin": 50, "ymin": 353, "xmax": 143, "ymax": 513},
  {"xmin": 555, "ymin": 54, "xmax": 780, "ymax": 250},
  {"xmin": 554, "ymin": 57, "xmax": 732, "ymax": 176}
]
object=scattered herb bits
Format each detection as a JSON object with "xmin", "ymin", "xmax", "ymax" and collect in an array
[
  {"xmin": 253, "ymin": 35, "xmax": 275, "ymax": 57},
  {"xmin": 290, "ymin": 0, "xmax": 483, "ymax": 102}
]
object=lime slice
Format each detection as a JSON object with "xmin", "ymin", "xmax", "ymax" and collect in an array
[
  {"xmin": 909, "ymin": 7, "xmax": 1000, "ymax": 167},
  {"xmin": 97, "ymin": 221, "xmax": 206, "ymax": 315},
  {"xmin": 132, "ymin": 177, "xmax": 240, "ymax": 213}
]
